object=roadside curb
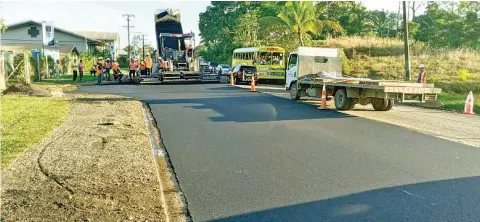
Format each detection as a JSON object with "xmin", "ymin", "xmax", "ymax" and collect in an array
[{"xmin": 141, "ymin": 101, "xmax": 192, "ymax": 222}]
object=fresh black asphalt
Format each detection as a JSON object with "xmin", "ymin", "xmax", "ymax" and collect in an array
[{"xmin": 78, "ymin": 83, "xmax": 480, "ymax": 222}]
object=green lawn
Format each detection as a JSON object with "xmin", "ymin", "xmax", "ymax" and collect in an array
[
  {"xmin": 436, "ymin": 92, "xmax": 479, "ymax": 113},
  {"xmin": 1, "ymin": 95, "xmax": 70, "ymax": 170},
  {"xmin": 35, "ymin": 72, "xmax": 98, "ymax": 85}
]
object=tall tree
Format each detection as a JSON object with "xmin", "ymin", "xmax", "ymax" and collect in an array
[
  {"xmin": 370, "ymin": 10, "xmax": 390, "ymax": 37},
  {"xmin": 259, "ymin": 1, "xmax": 342, "ymax": 46}
]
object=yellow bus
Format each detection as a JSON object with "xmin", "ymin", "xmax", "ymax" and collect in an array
[{"xmin": 232, "ymin": 46, "xmax": 286, "ymax": 81}]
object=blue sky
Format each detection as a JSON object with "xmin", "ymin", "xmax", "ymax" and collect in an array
[{"xmin": 1, "ymin": 1, "xmax": 422, "ymax": 49}]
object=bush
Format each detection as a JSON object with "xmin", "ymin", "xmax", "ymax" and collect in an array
[
  {"xmin": 458, "ymin": 69, "xmax": 469, "ymax": 81},
  {"xmin": 118, "ymin": 55, "xmax": 129, "ymax": 67},
  {"xmin": 12, "ymin": 53, "xmax": 25, "ymax": 77}
]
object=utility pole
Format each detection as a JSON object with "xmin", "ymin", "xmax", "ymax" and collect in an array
[
  {"xmin": 41, "ymin": 21, "xmax": 47, "ymax": 80},
  {"xmin": 122, "ymin": 14, "xmax": 135, "ymax": 59},
  {"xmin": 135, "ymin": 32, "xmax": 148, "ymax": 61},
  {"xmin": 403, "ymin": 1, "xmax": 411, "ymax": 81}
]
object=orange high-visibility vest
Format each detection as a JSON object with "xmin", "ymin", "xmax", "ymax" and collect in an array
[
  {"xmin": 146, "ymin": 57, "xmax": 152, "ymax": 68},
  {"xmin": 129, "ymin": 62, "xmax": 136, "ymax": 70},
  {"xmin": 112, "ymin": 62, "xmax": 119, "ymax": 71}
]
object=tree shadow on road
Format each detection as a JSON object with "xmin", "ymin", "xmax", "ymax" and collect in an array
[
  {"xmin": 145, "ymin": 93, "xmax": 354, "ymax": 122},
  {"xmin": 212, "ymin": 176, "xmax": 480, "ymax": 222}
]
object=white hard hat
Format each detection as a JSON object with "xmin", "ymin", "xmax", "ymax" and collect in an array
[
  {"xmin": 419, "ymin": 64, "xmax": 425, "ymax": 68},
  {"xmin": 98, "ymin": 57, "xmax": 103, "ymax": 60}
]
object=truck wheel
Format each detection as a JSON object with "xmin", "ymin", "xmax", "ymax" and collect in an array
[
  {"xmin": 334, "ymin": 88, "xmax": 352, "ymax": 110},
  {"xmin": 372, "ymin": 98, "xmax": 393, "ymax": 111},
  {"xmin": 290, "ymin": 82, "xmax": 300, "ymax": 100},
  {"xmin": 347, "ymin": 100, "xmax": 356, "ymax": 110},
  {"xmin": 384, "ymin": 99, "xmax": 393, "ymax": 111}
]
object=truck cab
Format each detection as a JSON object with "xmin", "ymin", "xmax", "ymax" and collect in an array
[{"xmin": 285, "ymin": 47, "xmax": 342, "ymax": 90}]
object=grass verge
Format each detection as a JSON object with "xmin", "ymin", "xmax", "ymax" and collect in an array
[
  {"xmin": 436, "ymin": 93, "xmax": 480, "ymax": 113},
  {"xmin": 35, "ymin": 73, "xmax": 98, "ymax": 85},
  {"xmin": 1, "ymin": 95, "xmax": 70, "ymax": 170}
]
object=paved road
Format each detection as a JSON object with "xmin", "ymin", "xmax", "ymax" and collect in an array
[{"xmin": 78, "ymin": 83, "xmax": 480, "ymax": 222}]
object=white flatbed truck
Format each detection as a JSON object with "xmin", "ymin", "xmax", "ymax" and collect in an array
[{"xmin": 285, "ymin": 47, "xmax": 442, "ymax": 111}]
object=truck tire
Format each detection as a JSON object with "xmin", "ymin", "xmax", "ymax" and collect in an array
[
  {"xmin": 334, "ymin": 88, "xmax": 352, "ymax": 110},
  {"xmin": 290, "ymin": 82, "xmax": 300, "ymax": 100},
  {"xmin": 372, "ymin": 98, "xmax": 393, "ymax": 111},
  {"xmin": 347, "ymin": 100, "xmax": 356, "ymax": 110}
]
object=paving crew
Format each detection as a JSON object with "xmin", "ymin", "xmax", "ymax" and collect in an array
[
  {"xmin": 417, "ymin": 64, "xmax": 427, "ymax": 84},
  {"xmin": 98, "ymin": 57, "xmax": 105, "ymax": 80},
  {"xmin": 112, "ymin": 59, "xmax": 123, "ymax": 81},
  {"xmin": 96, "ymin": 58, "xmax": 104, "ymax": 84},
  {"xmin": 129, "ymin": 58, "xmax": 137, "ymax": 81},
  {"xmin": 104, "ymin": 58, "xmax": 112, "ymax": 81},
  {"xmin": 145, "ymin": 54, "xmax": 153, "ymax": 77},
  {"xmin": 158, "ymin": 57, "xmax": 164, "ymax": 71},
  {"xmin": 139, "ymin": 60, "xmax": 147, "ymax": 77}
]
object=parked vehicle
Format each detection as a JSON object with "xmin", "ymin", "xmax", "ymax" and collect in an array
[
  {"xmin": 216, "ymin": 64, "xmax": 231, "ymax": 75},
  {"xmin": 228, "ymin": 64, "xmax": 259, "ymax": 85},
  {"xmin": 209, "ymin": 62, "xmax": 218, "ymax": 73},
  {"xmin": 200, "ymin": 62, "xmax": 219, "ymax": 80},
  {"xmin": 232, "ymin": 46, "xmax": 285, "ymax": 83},
  {"xmin": 286, "ymin": 47, "xmax": 442, "ymax": 111}
]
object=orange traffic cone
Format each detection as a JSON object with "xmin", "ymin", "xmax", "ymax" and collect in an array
[
  {"xmin": 250, "ymin": 76, "xmax": 256, "ymax": 92},
  {"xmin": 318, "ymin": 83, "xmax": 328, "ymax": 109},
  {"xmin": 464, "ymin": 91, "xmax": 475, "ymax": 114}
]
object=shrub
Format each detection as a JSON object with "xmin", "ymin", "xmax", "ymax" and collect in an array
[
  {"xmin": 12, "ymin": 53, "xmax": 25, "ymax": 77},
  {"xmin": 118, "ymin": 55, "xmax": 129, "ymax": 67},
  {"xmin": 458, "ymin": 69, "xmax": 469, "ymax": 81}
]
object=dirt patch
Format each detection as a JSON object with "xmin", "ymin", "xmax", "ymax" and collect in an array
[
  {"xmin": 2, "ymin": 83, "xmax": 56, "ymax": 97},
  {"xmin": 1, "ymin": 94, "xmax": 166, "ymax": 221},
  {"xmin": 3, "ymin": 83, "xmax": 34, "ymax": 95}
]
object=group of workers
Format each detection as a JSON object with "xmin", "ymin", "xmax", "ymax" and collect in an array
[
  {"xmin": 88, "ymin": 54, "xmax": 165, "ymax": 84},
  {"xmin": 90, "ymin": 57, "xmax": 121, "ymax": 84}
]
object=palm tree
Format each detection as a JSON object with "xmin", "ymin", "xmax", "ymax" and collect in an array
[
  {"xmin": 370, "ymin": 10, "xmax": 391, "ymax": 37},
  {"xmin": 259, "ymin": 1, "xmax": 343, "ymax": 46}
]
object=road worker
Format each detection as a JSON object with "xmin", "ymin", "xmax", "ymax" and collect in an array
[
  {"xmin": 104, "ymin": 58, "xmax": 112, "ymax": 81},
  {"xmin": 112, "ymin": 59, "xmax": 122, "ymax": 81},
  {"xmin": 417, "ymin": 64, "xmax": 427, "ymax": 84},
  {"xmin": 145, "ymin": 54, "xmax": 153, "ymax": 77},
  {"xmin": 96, "ymin": 59, "xmax": 103, "ymax": 84},
  {"xmin": 129, "ymin": 58, "xmax": 136, "ymax": 81},
  {"xmin": 139, "ymin": 60, "xmax": 147, "ymax": 77}
]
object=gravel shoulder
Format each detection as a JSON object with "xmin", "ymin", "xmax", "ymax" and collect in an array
[
  {"xmin": 238, "ymin": 84, "xmax": 480, "ymax": 148},
  {"xmin": 1, "ymin": 93, "xmax": 166, "ymax": 221}
]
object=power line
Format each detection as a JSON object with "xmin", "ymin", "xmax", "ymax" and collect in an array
[{"xmin": 122, "ymin": 14, "xmax": 135, "ymax": 58}]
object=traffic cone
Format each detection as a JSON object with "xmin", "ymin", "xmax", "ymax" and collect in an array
[
  {"xmin": 318, "ymin": 83, "xmax": 328, "ymax": 109},
  {"xmin": 250, "ymin": 76, "xmax": 256, "ymax": 92},
  {"xmin": 464, "ymin": 91, "xmax": 475, "ymax": 114}
]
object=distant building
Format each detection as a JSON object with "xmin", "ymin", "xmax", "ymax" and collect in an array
[
  {"xmin": 1, "ymin": 20, "xmax": 105, "ymax": 60},
  {"xmin": 73, "ymin": 31, "xmax": 120, "ymax": 57}
]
